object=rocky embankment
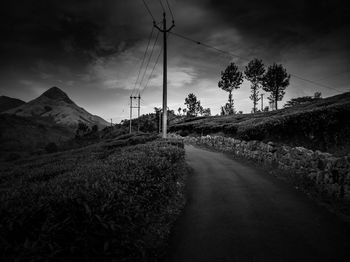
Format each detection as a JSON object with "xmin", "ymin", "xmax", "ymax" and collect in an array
[{"xmin": 174, "ymin": 134, "xmax": 350, "ymax": 201}]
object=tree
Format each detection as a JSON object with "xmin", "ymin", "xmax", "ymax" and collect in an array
[
  {"xmin": 284, "ymin": 96, "xmax": 314, "ymax": 108},
  {"xmin": 178, "ymin": 107, "xmax": 182, "ymax": 115},
  {"xmin": 202, "ymin": 108, "xmax": 211, "ymax": 116},
  {"xmin": 314, "ymin": 92, "xmax": 322, "ymax": 99},
  {"xmin": 221, "ymin": 103, "xmax": 235, "ymax": 115},
  {"xmin": 184, "ymin": 93, "xmax": 202, "ymax": 117},
  {"xmin": 284, "ymin": 92, "xmax": 322, "ymax": 108},
  {"xmin": 244, "ymin": 58, "xmax": 265, "ymax": 113},
  {"xmin": 262, "ymin": 63, "xmax": 290, "ymax": 110},
  {"xmin": 218, "ymin": 62, "xmax": 243, "ymax": 114}
]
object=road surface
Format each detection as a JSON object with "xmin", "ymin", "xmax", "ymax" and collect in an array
[{"xmin": 163, "ymin": 145, "xmax": 350, "ymax": 262}]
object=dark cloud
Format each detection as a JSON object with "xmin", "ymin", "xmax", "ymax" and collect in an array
[
  {"xmin": 0, "ymin": 0, "xmax": 154, "ymax": 67},
  {"xmin": 0, "ymin": 0, "xmax": 349, "ymax": 121},
  {"xmin": 208, "ymin": 0, "xmax": 350, "ymax": 52}
]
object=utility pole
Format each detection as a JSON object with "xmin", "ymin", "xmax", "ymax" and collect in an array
[
  {"xmin": 110, "ymin": 118, "xmax": 113, "ymax": 127},
  {"xmin": 154, "ymin": 13, "xmax": 174, "ymax": 139},
  {"xmin": 261, "ymin": 94, "xmax": 264, "ymax": 111},
  {"xmin": 137, "ymin": 94, "xmax": 141, "ymax": 132},
  {"xmin": 159, "ymin": 109, "xmax": 162, "ymax": 134},
  {"xmin": 129, "ymin": 95, "xmax": 141, "ymax": 134},
  {"xmin": 129, "ymin": 96, "xmax": 132, "ymax": 134}
]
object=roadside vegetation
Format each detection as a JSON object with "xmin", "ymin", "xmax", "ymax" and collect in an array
[
  {"xmin": 0, "ymin": 136, "xmax": 187, "ymax": 261},
  {"xmin": 170, "ymin": 92, "xmax": 350, "ymax": 155}
]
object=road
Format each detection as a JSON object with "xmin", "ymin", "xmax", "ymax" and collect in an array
[{"xmin": 163, "ymin": 145, "xmax": 350, "ymax": 262}]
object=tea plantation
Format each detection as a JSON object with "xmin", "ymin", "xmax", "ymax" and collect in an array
[{"xmin": 0, "ymin": 137, "xmax": 187, "ymax": 261}]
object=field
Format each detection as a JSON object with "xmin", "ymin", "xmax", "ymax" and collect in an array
[
  {"xmin": 170, "ymin": 92, "xmax": 350, "ymax": 155},
  {"xmin": 0, "ymin": 136, "xmax": 187, "ymax": 261}
]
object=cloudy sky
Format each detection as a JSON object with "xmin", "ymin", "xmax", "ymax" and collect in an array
[{"xmin": 1, "ymin": 0, "xmax": 350, "ymax": 122}]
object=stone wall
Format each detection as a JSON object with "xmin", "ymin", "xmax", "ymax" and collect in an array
[{"xmin": 174, "ymin": 134, "xmax": 350, "ymax": 201}]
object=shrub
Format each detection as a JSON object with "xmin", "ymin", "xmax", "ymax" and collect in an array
[{"xmin": 0, "ymin": 140, "xmax": 186, "ymax": 261}]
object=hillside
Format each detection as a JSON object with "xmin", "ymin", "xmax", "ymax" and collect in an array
[
  {"xmin": 170, "ymin": 92, "xmax": 350, "ymax": 155},
  {"xmin": 0, "ymin": 96, "xmax": 25, "ymax": 112},
  {"xmin": 3, "ymin": 87, "xmax": 109, "ymax": 128},
  {"xmin": 0, "ymin": 137, "xmax": 186, "ymax": 261},
  {"xmin": 0, "ymin": 114, "xmax": 74, "ymax": 158}
]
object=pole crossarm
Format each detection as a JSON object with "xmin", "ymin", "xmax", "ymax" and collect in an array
[{"xmin": 153, "ymin": 20, "xmax": 175, "ymax": 32}]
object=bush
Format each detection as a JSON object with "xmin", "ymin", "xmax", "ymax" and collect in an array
[{"xmin": 0, "ymin": 140, "xmax": 186, "ymax": 261}]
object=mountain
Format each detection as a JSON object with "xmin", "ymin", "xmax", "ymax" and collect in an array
[
  {"xmin": 4, "ymin": 87, "xmax": 109, "ymax": 128},
  {"xmin": 0, "ymin": 96, "xmax": 25, "ymax": 112}
]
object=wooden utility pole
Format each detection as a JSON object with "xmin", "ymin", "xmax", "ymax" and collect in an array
[
  {"xmin": 129, "ymin": 96, "xmax": 132, "ymax": 134},
  {"xmin": 261, "ymin": 94, "xmax": 264, "ymax": 111},
  {"xmin": 137, "ymin": 94, "xmax": 141, "ymax": 132},
  {"xmin": 159, "ymin": 110, "xmax": 162, "ymax": 134},
  {"xmin": 130, "ymin": 95, "xmax": 141, "ymax": 134},
  {"xmin": 154, "ymin": 13, "xmax": 174, "ymax": 139}
]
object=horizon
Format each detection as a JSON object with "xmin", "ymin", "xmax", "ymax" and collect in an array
[{"xmin": 1, "ymin": 0, "xmax": 350, "ymax": 123}]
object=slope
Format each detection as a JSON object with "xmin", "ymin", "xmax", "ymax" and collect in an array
[
  {"xmin": 4, "ymin": 87, "xmax": 109, "ymax": 128},
  {"xmin": 0, "ymin": 96, "xmax": 25, "ymax": 113},
  {"xmin": 170, "ymin": 92, "xmax": 350, "ymax": 154}
]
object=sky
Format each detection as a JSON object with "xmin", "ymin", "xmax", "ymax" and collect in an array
[{"xmin": 1, "ymin": 0, "xmax": 350, "ymax": 123}]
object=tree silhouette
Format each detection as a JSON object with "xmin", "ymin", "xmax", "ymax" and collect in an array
[
  {"xmin": 178, "ymin": 107, "xmax": 182, "ymax": 115},
  {"xmin": 244, "ymin": 58, "xmax": 265, "ymax": 113},
  {"xmin": 262, "ymin": 63, "xmax": 290, "ymax": 110},
  {"xmin": 184, "ymin": 93, "xmax": 202, "ymax": 117},
  {"xmin": 218, "ymin": 62, "xmax": 243, "ymax": 114}
]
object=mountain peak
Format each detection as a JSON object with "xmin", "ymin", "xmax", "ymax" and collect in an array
[{"xmin": 41, "ymin": 87, "xmax": 74, "ymax": 104}]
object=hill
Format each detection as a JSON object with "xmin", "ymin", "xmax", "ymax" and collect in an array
[
  {"xmin": 0, "ymin": 96, "xmax": 25, "ymax": 112},
  {"xmin": 170, "ymin": 92, "xmax": 350, "ymax": 155},
  {"xmin": 0, "ymin": 114, "xmax": 74, "ymax": 159},
  {"xmin": 3, "ymin": 87, "xmax": 109, "ymax": 128}
]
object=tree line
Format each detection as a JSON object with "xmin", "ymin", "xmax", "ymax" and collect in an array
[
  {"xmin": 219, "ymin": 59, "xmax": 291, "ymax": 113},
  {"xmin": 182, "ymin": 58, "xmax": 295, "ymax": 116}
]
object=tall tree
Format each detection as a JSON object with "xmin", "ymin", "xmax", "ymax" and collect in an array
[
  {"xmin": 202, "ymin": 108, "xmax": 211, "ymax": 116},
  {"xmin": 262, "ymin": 63, "xmax": 290, "ymax": 110},
  {"xmin": 244, "ymin": 58, "xmax": 265, "ymax": 113},
  {"xmin": 218, "ymin": 62, "xmax": 243, "ymax": 115},
  {"xmin": 184, "ymin": 93, "xmax": 201, "ymax": 117}
]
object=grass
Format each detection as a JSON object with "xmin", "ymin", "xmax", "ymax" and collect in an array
[
  {"xmin": 170, "ymin": 92, "xmax": 350, "ymax": 155},
  {"xmin": 0, "ymin": 137, "xmax": 187, "ymax": 261}
]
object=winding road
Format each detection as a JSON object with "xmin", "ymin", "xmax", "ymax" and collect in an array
[{"xmin": 164, "ymin": 145, "xmax": 350, "ymax": 262}]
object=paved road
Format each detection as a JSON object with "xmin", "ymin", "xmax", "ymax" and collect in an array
[{"xmin": 163, "ymin": 145, "xmax": 350, "ymax": 262}]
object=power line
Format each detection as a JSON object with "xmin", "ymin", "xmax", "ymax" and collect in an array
[
  {"xmin": 165, "ymin": 0, "xmax": 175, "ymax": 21},
  {"xmin": 142, "ymin": 0, "xmax": 155, "ymax": 21},
  {"xmin": 140, "ymin": 44, "xmax": 163, "ymax": 96},
  {"xmin": 131, "ymin": 27, "xmax": 154, "ymax": 96},
  {"xmin": 158, "ymin": 0, "xmax": 165, "ymax": 12},
  {"xmin": 138, "ymin": 30, "xmax": 160, "ymax": 94},
  {"xmin": 169, "ymin": 31, "xmax": 346, "ymax": 93},
  {"xmin": 140, "ymin": 34, "xmax": 170, "ymax": 96},
  {"xmin": 169, "ymin": 31, "xmax": 246, "ymax": 60},
  {"xmin": 290, "ymin": 74, "xmax": 342, "ymax": 93}
]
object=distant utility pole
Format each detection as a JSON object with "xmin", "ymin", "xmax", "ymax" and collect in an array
[
  {"xmin": 137, "ymin": 94, "xmax": 141, "ymax": 132},
  {"xmin": 159, "ymin": 109, "xmax": 162, "ymax": 134},
  {"xmin": 129, "ymin": 95, "xmax": 141, "ymax": 134},
  {"xmin": 154, "ymin": 13, "xmax": 174, "ymax": 139},
  {"xmin": 110, "ymin": 118, "xmax": 113, "ymax": 127},
  {"xmin": 261, "ymin": 94, "xmax": 264, "ymax": 111}
]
